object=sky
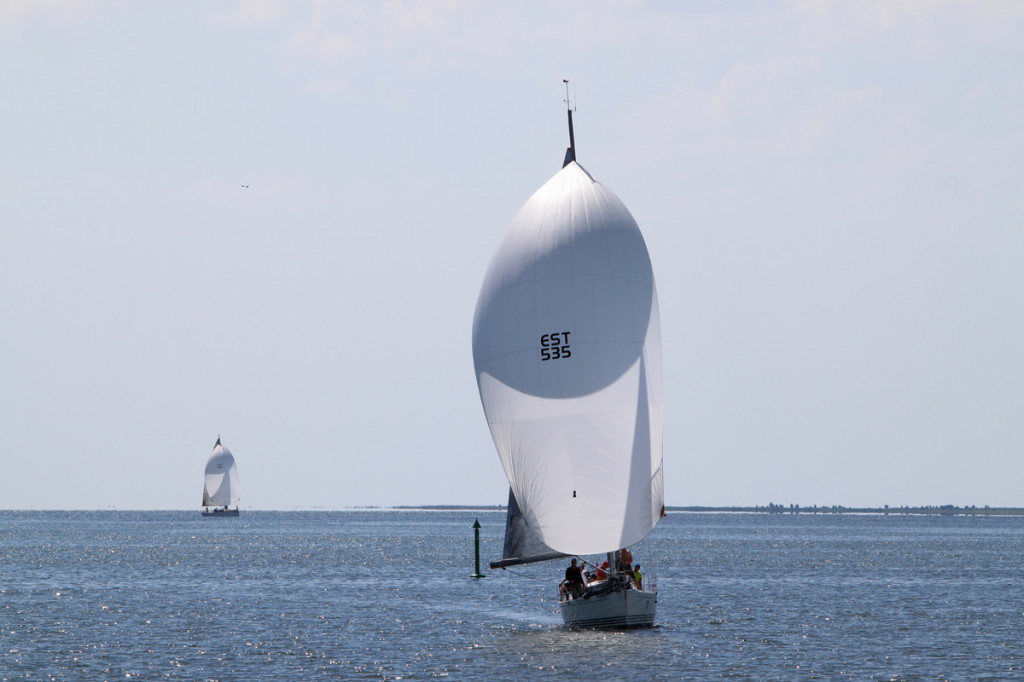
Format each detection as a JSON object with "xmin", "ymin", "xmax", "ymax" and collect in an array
[{"xmin": 1, "ymin": 0, "xmax": 1022, "ymax": 510}]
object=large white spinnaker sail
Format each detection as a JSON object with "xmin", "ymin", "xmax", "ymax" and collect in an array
[
  {"xmin": 202, "ymin": 437, "xmax": 240, "ymax": 508},
  {"xmin": 472, "ymin": 159, "xmax": 664, "ymax": 558}
]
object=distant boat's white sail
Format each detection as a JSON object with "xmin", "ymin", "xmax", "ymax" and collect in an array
[
  {"xmin": 473, "ymin": 160, "xmax": 664, "ymax": 557},
  {"xmin": 491, "ymin": 488, "xmax": 568, "ymax": 568},
  {"xmin": 202, "ymin": 438, "xmax": 240, "ymax": 508}
]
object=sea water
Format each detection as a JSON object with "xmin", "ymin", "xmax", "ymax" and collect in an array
[{"xmin": 2, "ymin": 510, "xmax": 1023, "ymax": 680}]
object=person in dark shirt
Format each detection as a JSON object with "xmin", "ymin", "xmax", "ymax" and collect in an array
[{"xmin": 564, "ymin": 558, "xmax": 584, "ymax": 598}]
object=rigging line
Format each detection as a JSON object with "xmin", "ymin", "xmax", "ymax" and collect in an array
[
  {"xmin": 498, "ymin": 556, "xmax": 601, "ymax": 583},
  {"xmin": 498, "ymin": 566, "xmax": 555, "ymax": 583}
]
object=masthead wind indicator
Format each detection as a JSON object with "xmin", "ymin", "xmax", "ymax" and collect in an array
[{"xmin": 563, "ymin": 79, "xmax": 576, "ymax": 167}]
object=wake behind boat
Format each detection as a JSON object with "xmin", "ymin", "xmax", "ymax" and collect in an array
[
  {"xmin": 472, "ymin": 91, "xmax": 664, "ymax": 628},
  {"xmin": 201, "ymin": 437, "xmax": 241, "ymax": 517}
]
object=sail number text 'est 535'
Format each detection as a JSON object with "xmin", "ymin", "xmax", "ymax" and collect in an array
[{"xmin": 540, "ymin": 332, "xmax": 571, "ymax": 361}]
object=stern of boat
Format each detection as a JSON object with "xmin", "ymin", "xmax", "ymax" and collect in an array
[{"xmin": 558, "ymin": 574, "xmax": 657, "ymax": 628}]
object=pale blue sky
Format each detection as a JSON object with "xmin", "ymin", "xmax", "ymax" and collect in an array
[{"xmin": 2, "ymin": 1, "xmax": 1021, "ymax": 509}]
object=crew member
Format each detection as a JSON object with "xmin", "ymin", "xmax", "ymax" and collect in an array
[{"xmin": 564, "ymin": 558, "xmax": 584, "ymax": 598}]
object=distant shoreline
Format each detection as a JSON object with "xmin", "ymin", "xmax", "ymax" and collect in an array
[
  {"xmin": 6, "ymin": 505, "xmax": 1022, "ymax": 514},
  {"xmin": 669, "ymin": 505, "xmax": 1024, "ymax": 516},
  {"xmin": 389, "ymin": 504, "xmax": 1024, "ymax": 516}
]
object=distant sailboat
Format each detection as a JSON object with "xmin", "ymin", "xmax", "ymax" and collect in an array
[
  {"xmin": 472, "ymin": 96, "xmax": 664, "ymax": 627},
  {"xmin": 201, "ymin": 437, "xmax": 240, "ymax": 517}
]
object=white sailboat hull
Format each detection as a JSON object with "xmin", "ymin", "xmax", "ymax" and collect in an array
[
  {"xmin": 201, "ymin": 507, "xmax": 239, "ymax": 517},
  {"xmin": 559, "ymin": 586, "xmax": 657, "ymax": 628}
]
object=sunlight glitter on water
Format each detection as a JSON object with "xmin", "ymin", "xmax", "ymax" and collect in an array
[{"xmin": 1, "ymin": 511, "xmax": 1023, "ymax": 679}]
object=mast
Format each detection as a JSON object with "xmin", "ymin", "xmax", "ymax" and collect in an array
[{"xmin": 563, "ymin": 79, "xmax": 576, "ymax": 167}]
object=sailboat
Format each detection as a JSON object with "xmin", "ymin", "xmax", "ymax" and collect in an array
[
  {"xmin": 201, "ymin": 437, "xmax": 241, "ymax": 517},
  {"xmin": 472, "ymin": 96, "xmax": 664, "ymax": 627}
]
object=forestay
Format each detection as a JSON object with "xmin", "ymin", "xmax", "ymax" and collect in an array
[{"xmin": 473, "ymin": 161, "xmax": 664, "ymax": 557}]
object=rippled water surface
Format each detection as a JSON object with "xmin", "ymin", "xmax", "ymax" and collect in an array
[{"xmin": 2, "ymin": 510, "xmax": 1023, "ymax": 679}]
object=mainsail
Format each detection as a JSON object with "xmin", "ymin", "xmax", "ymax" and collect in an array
[
  {"xmin": 472, "ymin": 158, "xmax": 664, "ymax": 558},
  {"xmin": 202, "ymin": 437, "xmax": 240, "ymax": 508},
  {"xmin": 490, "ymin": 488, "xmax": 568, "ymax": 568}
]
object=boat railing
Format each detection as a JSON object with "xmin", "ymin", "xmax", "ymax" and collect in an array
[
  {"xmin": 644, "ymin": 573, "xmax": 657, "ymax": 595},
  {"xmin": 558, "ymin": 570, "xmax": 657, "ymax": 603}
]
